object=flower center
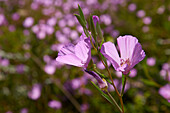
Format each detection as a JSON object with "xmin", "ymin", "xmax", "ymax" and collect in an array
[{"xmin": 120, "ymin": 58, "xmax": 131, "ymax": 67}]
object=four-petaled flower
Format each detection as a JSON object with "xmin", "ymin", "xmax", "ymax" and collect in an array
[{"xmin": 101, "ymin": 35, "xmax": 145, "ymax": 75}]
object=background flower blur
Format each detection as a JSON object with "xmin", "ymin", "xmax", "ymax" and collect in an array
[{"xmin": 0, "ymin": 0, "xmax": 170, "ymax": 113}]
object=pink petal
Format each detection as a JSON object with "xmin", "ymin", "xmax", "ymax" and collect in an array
[
  {"xmin": 100, "ymin": 42, "xmax": 120, "ymax": 70},
  {"xmin": 75, "ymin": 40, "xmax": 90, "ymax": 63},
  {"xmin": 117, "ymin": 35, "xmax": 138, "ymax": 60},
  {"xmin": 56, "ymin": 55, "xmax": 83, "ymax": 67},
  {"xmin": 58, "ymin": 44, "xmax": 75, "ymax": 56},
  {"xmin": 131, "ymin": 43, "xmax": 145, "ymax": 68}
]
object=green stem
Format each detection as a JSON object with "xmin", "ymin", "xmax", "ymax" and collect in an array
[
  {"xmin": 107, "ymin": 92, "xmax": 123, "ymax": 113},
  {"xmin": 121, "ymin": 74, "xmax": 127, "ymax": 97}
]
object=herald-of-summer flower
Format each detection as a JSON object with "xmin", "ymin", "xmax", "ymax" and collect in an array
[
  {"xmin": 101, "ymin": 35, "xmax": 145, "ymax": 75},
  {"xmin": 56, "ymin": 37, "xmax": 91, "ymax": 68}
]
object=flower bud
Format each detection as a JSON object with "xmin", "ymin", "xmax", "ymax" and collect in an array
[{"xmin": 84, "ymin": 70, "xmax": 108, "ymax": 91}]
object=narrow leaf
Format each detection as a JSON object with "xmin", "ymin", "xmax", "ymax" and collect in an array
[
  {"xmin": 78, "ymin": 5, "xmax": 86, "ymax": 24},
  {"xmin": 74, "ymin": 14, "xmax": 86, "ymax": 28},
  {"xmin": 91, "ymin": 81, "xmax": 114, "ymax": 105}
]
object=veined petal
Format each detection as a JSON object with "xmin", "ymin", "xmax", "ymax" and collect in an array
[
  {"xmin": 56, "ymin": 55, "xmax": 83, "ymax": 67},
  {"xmin": 130, "ymin": 43, "xmax": 146, "ymax": 68},
  {"xmin": 75, "ymin": 40, "xmax": 91, "ymax": 64},
  {"xmin": 58, "ymin": 43, "xmax": 75, "ymax": 56},
  {"xmin": 117, "ymin": 35, "xmax": 138, "ymax": 60},
  {"xmin": 100, "ymin": 42, "xmax": 120, "ymax": 70}
]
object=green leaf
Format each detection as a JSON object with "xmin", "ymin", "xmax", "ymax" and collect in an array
[
  {"xmin": 78, "ymin": 5, "xmax": 86, "ymax": 24},
  {"xmin": 74, "ymin": 14, "xmax": 86, "ymax": 28},
  {"xmin": 141, "ymin": 79, "xmax": 159, "ymax": 87},
  {"xmin": 91, "ymin": 81, "xmax": 114, "ymax": 105}
]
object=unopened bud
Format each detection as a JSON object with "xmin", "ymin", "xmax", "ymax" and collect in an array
[{"xmin": 84, "ymin": 69, "xmax": 108, "ymax": 91}]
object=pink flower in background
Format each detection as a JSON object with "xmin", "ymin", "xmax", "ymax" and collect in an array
[
  {"xmin": 28, "ymin": 84, "xmax": 41, "ymax": 100},
  {"xmin": 147, "ymin": 57, "xmax": 156, "ymax": 66},
  {"xmin": 23, "ymin": 17, "xmax": 34, "ymax": 28},
  {"xmin": 129, "ymin": 68, "xmax": 137, "ymax": 78},
  {"xmin": 159, "ymin": 84, "xmax": 170, "ymax": 102},
  {"xmin": 20, "ymin": 108, "xmax": 28, "ymax": 113},
  {"xmin": 48, "ymin": 100, "xmax": 62, "ymax": 109},
  {"xmin": 0, "ymin": 14, "xmax": 5, "ymax": 26},
  {"xmin": 0, "ymin": 58, "xmax": 9, "ymax": 67},
  {"xmin": 101, "ymin": 35, "xmax": 145, "ymax": 75},
  {"xmin": 142, "ymin": 26, "xmax": 149, "ymax": 33},
  {"xmin": 44, "ymin": 65, "xmax": 56, "ymax": 75},
  {"xmin": 12, "ymin": 13, "xmax": 20, "ymax": 21},
  {"xmin": 128, "ymin": 3, "xmax": 137, "ymax": 12},
  {"xmin": 143, "ymin": 17, "xmax": 152, "ymax": 25},
  {"xmin": 136, "ymin": 10, "xmax": 145, "ymax": 18},
  {"xmin": 160, "ymin": 63, "xmax": 170, "ymax": 81},
  {"xmin": 56, "ymin": 37, "xmax": 91, "ymax": 68}
]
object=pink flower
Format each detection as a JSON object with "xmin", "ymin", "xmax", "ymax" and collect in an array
[
  {"xmin": 159, "ymin": 84, "xmax": 170, "ymax": 102},
  {"xmin": 28, "ymin": 84, "xmax": 41, "ymax": 100},
  {"xmin": 101, "ymin": 35, "xmax": 145, "ymax": 75},
  {"xmin": 44, "ymin": 65, "xmax": 56, "ymax": 75},
  {"xmin": 56, "ymin": 37, "xmax": 91, "ymax": 68},
  {"xmin": 23, "ymin": 17, "xmax": 34, "ymax": 28},
  {"xmin": 48, "ymin": 100, "xmax": 62, "ymax": 109},
  {"xmin": 146, "ymin": 57, "xmax": 156, "ymax": 66}
]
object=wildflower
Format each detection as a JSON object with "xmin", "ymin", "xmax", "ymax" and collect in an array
[
  {"xmin": 146, "ymin": 57, "xmax": 156, "ymax": 66},
  {"xmin": 48, "ymin": 100, "xmax": 62, "ymax": 109},
  {"xmin": 28, "ymin": 84, "xmax": 41, "ymax": 100},
  {"xmin": 23, "ymin": 17, "xmax": 34, "ymax": 28},
  {"xmin": 136, "ymin": 10, "xmax": 145, "ymax": 18},
  {"xmin": 143, "ymin": 17, "xmax": 152, "ymax": 25},
  {"xmin": 56, "ymin": 37, "xmax": 91, "ymax": 68},
  {"xmin": 159, "ymin": 84, "xmax": 170, "ymax": 102},
  {"xmin": 101, "ymin": 35, "xmax": 145, "ymax": 75}
]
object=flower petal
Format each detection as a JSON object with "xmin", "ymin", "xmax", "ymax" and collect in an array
[
  {"xmin": 58, "ymin": 43, "xmax": 75, "ymax": 56},
  {"xmin": 56, "ymin": 55, "xmax": 83, "ymax": 67},
  {"xmin": 117, "ymin": 35, "xmax": 138, "ymax": 60},
  {"xmin": 130, "ymin": 43, "xmax": 145, "ymax": 68},
  {"xmin": 100, "ymin": 42, "xmax": 120, "ymax": 70},
  {"xmin": 75, "ymin": 40, "xmax": 91, "ymax": 64}
]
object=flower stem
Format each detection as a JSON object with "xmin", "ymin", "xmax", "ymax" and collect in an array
[
  {"xmin": 121, "ymin": 74, "xmax": 127, "ymax": 96},
  {"xmin": 107, "ymin": 92, "xmax": 123, "ymax": 113},
  {"xmin": 86, "ymin": 28, "xmax": 124, "ymax": 113}
]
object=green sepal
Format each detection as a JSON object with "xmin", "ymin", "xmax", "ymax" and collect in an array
[
  {"xmin": 78, "ymin": 5, "xmax": 86, "ymax": 25},
  {"xmin": 74, "ymin": 14, "xmax": 86, "ymax": 28},
  {"xmin": 89, "ymin": 15, "xmax": 98, "ymax": 46},
  {"xmin": 91, "ymin": 81, "xmax": 114, "ymax": 105},
  {"xmin": 96, "ymin": 22, "xmax": 104, "ymax": 45}
]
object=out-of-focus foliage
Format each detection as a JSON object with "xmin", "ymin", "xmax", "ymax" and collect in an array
[{"xmin": 0, "ymin": 0, "xmax": 170, "ymax": 113}]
